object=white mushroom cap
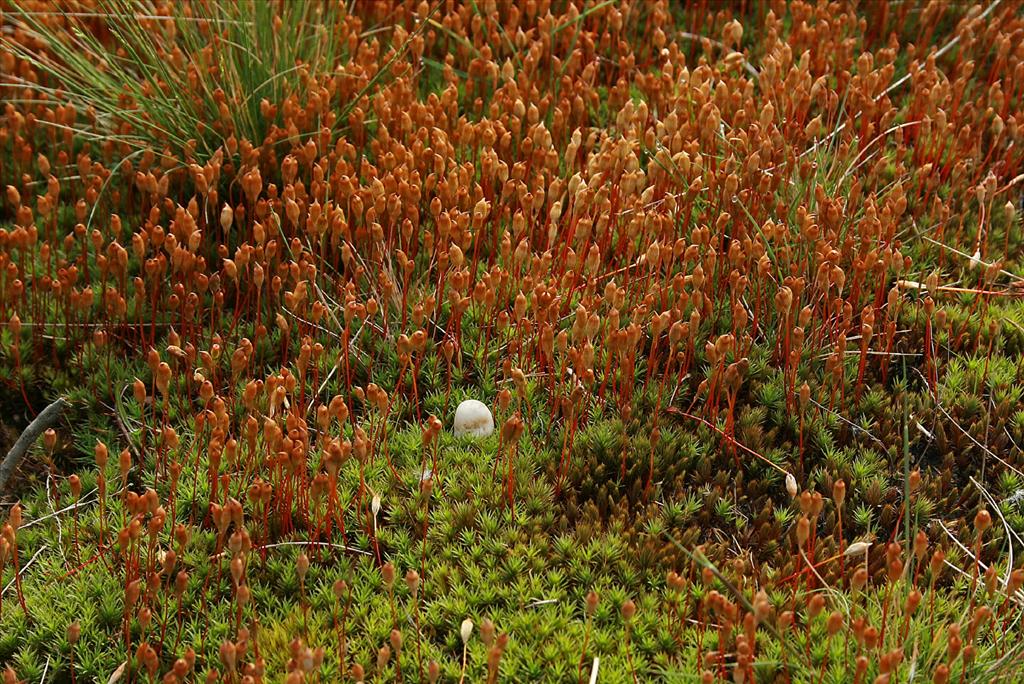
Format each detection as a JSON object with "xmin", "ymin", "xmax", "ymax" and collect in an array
[{"xmin": 453, "ymin": 399, "xmax": 494, "ymax": 437}]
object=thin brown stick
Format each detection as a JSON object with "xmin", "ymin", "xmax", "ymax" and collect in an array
[{"xmin": 0, "ymin": 397, "xmax": 67, "ymax": 498}]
